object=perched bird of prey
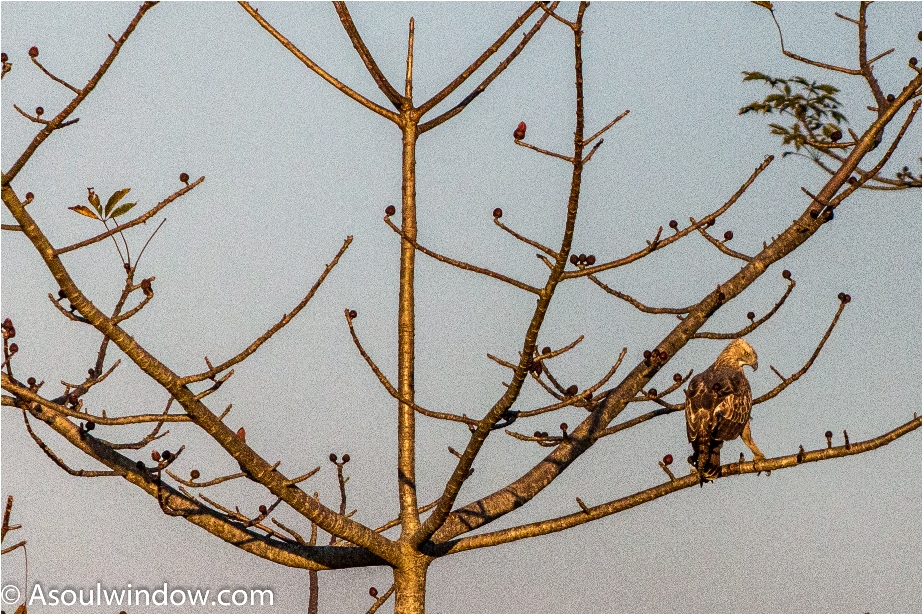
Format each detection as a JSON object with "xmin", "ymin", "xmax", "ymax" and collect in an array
[{"xmin": 685, "ymin": 338, "xmax": 765, "ymax": 484}]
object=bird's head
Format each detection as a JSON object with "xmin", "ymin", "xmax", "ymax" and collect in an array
[{"xmin": 721, "ymin": 338, "xmax": 758, "ymax": 371}]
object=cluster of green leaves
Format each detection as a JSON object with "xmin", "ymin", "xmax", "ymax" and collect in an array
[
  {"xmin": 69, "ymin": 187, "xmax": 136, "ymax": 222},
  {"xmin": 739, "ymin": 72, "xmax": 848, "ymax": 151}
]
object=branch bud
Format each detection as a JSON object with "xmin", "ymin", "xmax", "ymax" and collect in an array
[
  {"xmin": 513, "ymin": 121, "xmax": 526, "ymax": 140},
  {"xmin": 28, "ymin": 46, "xmax": 39, "ymax": 58}
]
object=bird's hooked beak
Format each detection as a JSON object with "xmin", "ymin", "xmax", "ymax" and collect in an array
[{"xmin": 751, "ymin": 359, "xmax": 759, "ymax": 371}]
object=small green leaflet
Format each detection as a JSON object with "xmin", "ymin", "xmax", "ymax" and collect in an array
[
  {"xmin": 105, "ymin": 188, "xmax": 131, "ymax": 217},
  {"xmin": 110, "ymin": 201, "xmax": 137, "ymax": 218}
]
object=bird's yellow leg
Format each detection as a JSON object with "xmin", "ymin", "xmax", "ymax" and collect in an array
[
  {"xmin": 741, "ymin": 421, "xmax": 765, "ymax": 459},
  {"xmin": 742, "ymin": 421, "xmax": 771, "ymax": 476}
]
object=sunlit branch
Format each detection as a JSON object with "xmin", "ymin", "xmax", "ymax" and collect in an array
[
  {"xmin": 167, "ymin": 469, "xmax": 248, "ymax": 488},
  {"xmin": 105, "ymin": 417, "xmax": 170, "ymax": 450},
  {"xmin": 365, "ymin": 584, "xmax": 396, "ymax": 614},
  {"xmin": 332, "ymin": 2, "xmax": 404, "ymax": 109},
  {"xmin": 2, "ymin": 2, "xmax": 157, "ymax": 186},
  {"xmin": 565, "ymin": 155, "xmax": 774, "ymax": 279},
  {"xmin": 179, "ymin": 236, "xmax": 352, "ymax": 385},
  {"xmin": 239, "ymin": 2, "xmax": 399, "ymax": 123},
  {"xmin": 530, "ymin": 335, "xmax": 584, "ymax": 365},
  {"xmin": 588, "ymin": 274, "xmax": 693, "ymax": 315},
  {"xmin": 628, "ymin": 369, "xmax": 692, "ymax": 405},
  {"xmin": 30, "ymin": 56, "xmax": 82, "ymax": 93},
  {"xmin": 375, "ymin": 499, "xmax": 440, "ymax": 534},
  {"xmin": 13, "ymin": 104, "xmax": 80, "ymax": 128},
  {"xmin": 346, "ymin": 311, "xmax": 478, "ymax": 427},
  {"xmin": 22, "ymin": 411, "xmax": 119, "ymax": 477},
  {"xmin": 831, "ymin": 100, "xmax": 921, "ymax": 206},
  {"xmin": 410, "ymin": 2, "xmax": 592, "ymax": 548},
  {"xmin": 765, "ymin": 7, "xmax": 861, "ymax": 76},
  {"xmin": 694, "ymin": 277, "xmax": 795, "ymax": 339},
  {"xmin": 493, "ymin": 217, "xmax": 558, "ymax": 258},
  {"xmin": 516, "ymin": 350, "xmax": 626, "ymax": 418},
  {"xmin": 419, "ymin": 3, "xmax": 557, "ymax": 133},
  {"xmin": 581, "ymin": 109, "xmax": 631, "ymax": 145},
  {"xmin": 384, "ymin": 216, "xmax": 540, "ymax": 294},
  {"xmin": 417, "ymin": 3, "xmax": 543, "ymax": 117},
  {"xmin": 754, "ymin": 296, "xmax": 847, "ymax": 404},
  {"xmin": 55, "ymin": 177, "xmax": 203, "ymax": 255},
  {"xmin": 855, "ymin": 2, "xmax": 886, "ymax": 109},
  {"xmin": 2, "ymin": 375, "xmax": 191, "ymax": 426},
  {"xmin": 442, "ymin": 413, "xmax": 922, "ymax": 554},
  {"xmin": 514, "ymin": 138, "xmax": 575, "ymax": 163},
  {"xmin": 593, "ymin": 406, "xmax": 679, "ymax": 441},
  {"xmin": 692, "ymin": 219, "xmax": 753, "ymax": 262}
]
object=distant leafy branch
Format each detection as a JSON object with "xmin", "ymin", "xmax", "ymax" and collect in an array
[{"xmin": 739, "ymin": 72, "xmax": 848, "ymax": 150}]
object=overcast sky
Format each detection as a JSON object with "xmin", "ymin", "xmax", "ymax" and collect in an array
[{"xmin": 2, "ymin": 3, "xmax": 921, "ymax": 613}]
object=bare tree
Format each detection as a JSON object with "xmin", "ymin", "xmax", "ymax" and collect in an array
[{"xmin": 2, "ymin": 3, "xmax": 920, "ymax": 612}]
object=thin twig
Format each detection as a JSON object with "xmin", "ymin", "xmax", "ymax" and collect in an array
[
  {"xmin": 179, "ymin": 236, "xmax": 352, "ymax": 385},
  {"xmin": 754, "ymin": 298, "xmax": 847, "ymax": 404},
  {"xmin": 384, "ymin": 217, "xmax": 540, "ymax": 294}
]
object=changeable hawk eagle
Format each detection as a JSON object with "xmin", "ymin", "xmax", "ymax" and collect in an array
[{"xmin": 685, "ymin": 338, "xmax": 765, "ymax": 484}]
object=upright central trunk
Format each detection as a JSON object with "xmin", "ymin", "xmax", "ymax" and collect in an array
[
  {"xmin": 393, "ymin": 555, "xmax": 429, "ymax": 614},
  {"xmin": 397, "ymin": 119, "xmax": 420, "ymax": 536}
]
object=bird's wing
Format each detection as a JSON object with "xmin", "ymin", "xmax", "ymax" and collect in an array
[
  {"xmin": 713, "ymin": 368, "xmax": 752, "ymax": 441},
  {"xmin": 685, "ymin": 372, "xmax": 717, "ymax": 442}
]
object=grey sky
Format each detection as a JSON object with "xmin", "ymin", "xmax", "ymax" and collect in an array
[{"xmin": 2, "ymin": 2, "xmax": 920, "ymax": 613}]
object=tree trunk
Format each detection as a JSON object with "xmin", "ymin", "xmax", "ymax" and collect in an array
[{"xmin": 393, "ymin": 557, "xmax": 429, "ymax": 614}]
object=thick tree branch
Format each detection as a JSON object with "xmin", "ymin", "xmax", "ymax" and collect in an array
[
  {"xmin": 3, "ymin": 186, "xmax": 398, "ymax": 564},
  {"xmin": 418, "ymin": 3, "xmax": 557, "ymax": 133},
  {"xmin": 416, "ymin": 3, "xmax": 543, "ymax": 118},
  {"xmin": 440, "ymin": 413, "xmax": 921, "ymax": 554},
  {"xmin": 333, "ymin": 2, "xmax": 405, "ymax": 109}
]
